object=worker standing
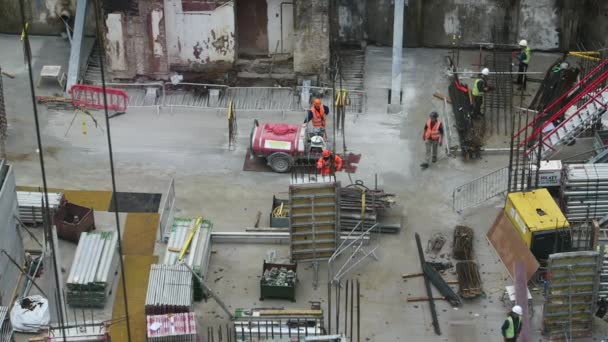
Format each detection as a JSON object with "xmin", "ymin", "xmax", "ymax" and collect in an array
[
  {"xmin": 501, "ymin": 305, "xmax": 523, "ymax": 341},
  {"xmin": 471, "ymin": 68, "xmax": 492, "ymax": 117},
  {"xmin": 316, "ymin": 149, "xmax": 343, "ymax": 176},
  {"xmin": 304, "ymin": 98, "xmax": 330, "ymax": 129},
  {"xmin": 514, "ymin": 39, "xmax": 531, "ymax": 89},
  {"xmin": 420, "ymin": 112, "xmax": 444, "ymax": 169}
]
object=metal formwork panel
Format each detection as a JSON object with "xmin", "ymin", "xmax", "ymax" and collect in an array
[
  {"xmin": 145, "ymin": 264, "xmax": 193, "ymax": 315},
  {"xmin": 289, "ymin": 182, "xmax": 340, "ymax": 262},
  {"xmin": 542, "ymin": 251, "xmax": 601, "ymax": 339}
]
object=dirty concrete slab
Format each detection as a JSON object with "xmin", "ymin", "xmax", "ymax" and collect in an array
[{"xmin": 3, "ymin": 32, "xmax": 608, "ymax": 341}]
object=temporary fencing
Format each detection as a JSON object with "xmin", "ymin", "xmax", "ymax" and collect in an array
[
  {"xmin": 164, "ymin": 83, "xmax": 229, "ymax": 110},
  {"xmin": 100, "ymin": 82, "xmax": 164, "ymax": 115},
  {"xmin": 69, "ymin": 84, "xmax": 128, "ymax": 112}
]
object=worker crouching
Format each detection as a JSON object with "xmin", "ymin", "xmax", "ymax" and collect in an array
[
  {"xmin": 317, "ymin": 149, "xmax": 343, "ymax": 176},
  {"xmin": 420, "ymin": 112, "xmax": 444, "ymax": 169}
]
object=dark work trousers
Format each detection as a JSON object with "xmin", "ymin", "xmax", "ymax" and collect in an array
[
  {"xmin": 473, "ymin": 95, "xmax": 483, "ymax": 117},
  {"xmin": 517, "ymin": 63, "xmax": 528, "ymax": 89}
]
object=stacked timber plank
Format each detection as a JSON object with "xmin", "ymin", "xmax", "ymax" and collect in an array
[
  {"xmin": 145, "ymin": 264, "xmax": 193, "ymax": 315},
  {"xmin": 17, "ymin": 191, "xmax": 64, "ymax": 224},
  {"xmin": 560, "ymin": 164, "xmax": 608, "ymax": 222},
  {"xmin": 163, "ymin": 218, "xmax": 212, "ymax": 279},
  {"xmin": 542, "ymin": 251, "xmax": 601, "ymax": 339},
  {"xmin": 66, "ymin": 231, "xmax": 118, "ymax": 308},
  {"xmin": 146, "ymin": 312, "xmax": 199, "ymax": 341},
  {"xmin": 339, "ymin": 185, "xmax": 396, "ymax": 233},
  {"xmin": 0, "ymin": 306, "xmax": 13, "ymax": 342}
]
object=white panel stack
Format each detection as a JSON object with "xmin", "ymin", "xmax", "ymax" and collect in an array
[
  {"xmin": 145, "ymin": 264, "xmax": 193, "ymax": 315},
  {"xmin": 560, "ymin": 164, "xmax": 608, "ymax": 222},
  {"xmin": 66, "ymin": 231, "xmax": 118, "ymax": 307},
  {"xmin": 17, "ymin": 191, "xmax": 63, "ymax": 224},
  {"xmin": 163, "ymin": 218, "xmax": 212, "ymax": 279},
  {"xmin": 146, "ymin": 312, "xmax": 199, "ymax": 342}
]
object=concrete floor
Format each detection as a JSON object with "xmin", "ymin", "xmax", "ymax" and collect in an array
[{"xmin": 3, "ymin": 33, "xmax": 608, "ymax": 341}]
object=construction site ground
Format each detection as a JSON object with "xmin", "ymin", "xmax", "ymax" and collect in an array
[{"xmin": 3, "ymin": 33, "xmax": 608, "ymax": 341}]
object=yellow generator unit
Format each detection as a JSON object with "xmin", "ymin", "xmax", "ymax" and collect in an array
[{"xmin": 505, "ymin": 188, "xmax": 571, "ymax": 261}]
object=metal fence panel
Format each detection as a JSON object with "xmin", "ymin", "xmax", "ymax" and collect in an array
[
  {"xmin": 163, "ymin": 83, "xmax": 229, "ymax": 110},
  {"xmin": 297, "ymin": 86, "xmax": 367, "ymax": 114},
  {"xmin": 226, "ymin": 87, "xmax": 297, "ymax": 111},
  {"xmin": 99, "ymin": 82, "xmax": 164, "ymax": 114},
  {"xmin": 452, "ymin": 166, "xmax": 509, "ymax": 213}
]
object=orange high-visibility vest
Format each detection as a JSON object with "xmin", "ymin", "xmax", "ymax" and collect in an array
[
  {"xmin": 424, "ymin": 119, "xmax": 441, "ymax": 141},
  {"xmin": 311, "ymin": 105, "xmax": 326, "ymax": 128},
  {"xmin": 316, "ymin": 155, "xmax": 343, "ymax": 175}
]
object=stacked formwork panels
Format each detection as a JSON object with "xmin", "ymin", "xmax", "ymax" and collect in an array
[
  {"xmin": 560, "ymin": 164, "xmax": 608, "ymax": 222},
  {"xmin": 17, "ymin": 191, "xmax": 63, "ymax": 224},
  {"xmin": 163, "ymin": 218, "xmax": 212, "ymax": 279},
  {"xmin": 146, "ymin": 312, "xmax": 199, "ymax": 342},
  {"xmin": 542, "ymin": 251, "xmax": 601, "ymax": 339},
  {"xmin": 66, "ymin": 231, "xmax": 118, "ymax": 307},
  {"xmin": 289, "ymin": 182, "xmax": 339, "ymax": 262},
  {"xmin": 145, "ymin": 264, "xmax": 193, "ymax": 315},
  {"xmin": 233, "ymin": 308, "xmax": 324, "ymax": 341}
]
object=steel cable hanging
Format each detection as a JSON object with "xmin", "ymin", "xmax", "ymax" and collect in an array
[
  {"xmin": 17, "ymin": 0, "xmax": 67, "ymax": 340},
  {"xmin": 92, "ymin": 0, "xmax": 132, "ymax": 340}
]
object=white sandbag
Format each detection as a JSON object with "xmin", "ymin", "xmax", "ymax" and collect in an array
[{"xmin": 10, "ymin": 295, "xmax": 50, "ymax": 332}]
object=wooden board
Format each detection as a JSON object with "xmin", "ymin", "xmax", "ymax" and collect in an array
[{"xmin": 486, "ymin": 212, "xmax": 539, "ymax": 281}]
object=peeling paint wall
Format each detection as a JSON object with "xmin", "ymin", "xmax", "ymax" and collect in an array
[
  {"xmin": 518, "ymin": 0, "xmax": 560, "ymax": 50},
  {"xmin": 164, "ymin": 0, "xmax": 236, "ymax": 71},
  {"xmin": 267, "ymin": 0, "xmax": 294, "ymax": 54},
  {"xmin": 105, "ymin": 0, "xmax": 169, "ymax": 80}
]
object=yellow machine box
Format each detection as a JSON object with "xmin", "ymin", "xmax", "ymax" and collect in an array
[{"xmin": 505, "ymin": 188, "xmax": 570, "ymax": 248}]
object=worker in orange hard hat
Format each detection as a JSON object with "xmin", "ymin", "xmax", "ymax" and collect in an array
[
  {"xmin": 304, "ymin": 98, "xmax": 330, "ymax": 128},
  {"xmin": 316, "ymin": 149, "xmax": 343, "ymax": 176}
]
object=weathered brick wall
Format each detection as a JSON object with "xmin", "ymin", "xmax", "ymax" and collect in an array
[
  {"xmin": 293, "ymin": 0, "xmax": 330, "ymax": 79},
  {"xmin": 107, "ymin": 0, "xmax": 169, "ymax": 80}
]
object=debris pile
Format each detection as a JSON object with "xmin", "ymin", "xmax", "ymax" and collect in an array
[
  {"xmin": 261, "ymin": 267, "xmax": 296, "ymax": 287},
  {"xmin": 339, "ymin": 184, "xmax": 396, "ymax": 233}
]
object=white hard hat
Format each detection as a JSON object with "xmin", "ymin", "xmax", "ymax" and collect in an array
[
  {"xmin": 519, "ymin": 39, "xmax": 528, "ymax": 47},
  {"xmin": 512, "ymin": 305, "xmax": 523, "ymax": 315},
  {"xmin": 481, "ymin": 68, "xmax": 490, "ymax": 76}
]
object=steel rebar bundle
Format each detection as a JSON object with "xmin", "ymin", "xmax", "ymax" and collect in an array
[
  {"xmin": 339, "ymin": 185, "xmax": 396, "ymax": 233},
  {"xmin": 452, "ymin": 225, "xmax": 474, "ymax": 260},
  {"xmin": 145, "ymin": 264, "xmax": 193, "ymax": 315},
  {"xmin": 456, "ymin": 261, "xmax": 482, "ymax": 299}
]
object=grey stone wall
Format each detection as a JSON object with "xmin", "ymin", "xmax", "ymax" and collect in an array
[{"xmin": 293, "ymin": 0, "xmax": 330, "ymax": 78}]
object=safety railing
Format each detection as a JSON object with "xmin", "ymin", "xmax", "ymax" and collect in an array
[
  {"xmin": 297, "ymin": 86, "xmax": 367, "ymax": 114},
  {"xmin": 163, "ymin": 82, "xmax": 229, "ymax": 111},
  {"xmin": 226, "ymin": 87, "xmax": 297, "ymax": 111},
  {"xmin": 452, "ymin": 166, "xmax": 509, "ymax": 213},
  {"xmin": 97, "ymin": 82, "xmax": 164, "ymax": 115},
  {"xmin": 157, "ymin": 178, "xmax": 175, "ymax": 242},
  {"xmin": 82, "ymin": 82, "xmax": 368, "ymax": 115}
]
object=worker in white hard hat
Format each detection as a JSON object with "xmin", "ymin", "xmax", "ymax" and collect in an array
[
  {"xmin": 514, "ymin": 39, "xmax": 531, "ymax": 89},
  {"xmin": 501, "ymin": 305, "xmax": 523, "ymax": 341},
  {"xmin": 471, "ymin": 67, "xmax": 494, "ymax": 118}
]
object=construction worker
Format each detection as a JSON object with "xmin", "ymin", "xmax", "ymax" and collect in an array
[
  {"xmin": 316, "ymin": 149, "xmax": 343, "ymax": 176},
  {"xmin": 514, "ymin": 39, "xmax": 531, "ymax": 89},
  {"xmin": 501, "ymin": 305, "xmax": 523, "ymax": 341},
  {"xmin": 304, "ymin": 98, "xmax": 330, "ymax": 129},
  {"xmin": 420, "ymin": 112, "xmax": 444, "ymax": 169},
  {"xmin": 471, "ymin": 68, "xmax": 492, "ymax": 117}
]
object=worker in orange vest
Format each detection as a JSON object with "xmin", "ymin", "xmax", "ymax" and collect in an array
[
  {"xmin": 317, "ymin": 149, "xmax": 343, "ymax": 176},
  {"xmin": 420, "ymin": 111, "xmax": 444, "ymax": 169},
  {"xmin": 304, "ymin": 98, "xmax": 330, "ymax": 128}
]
